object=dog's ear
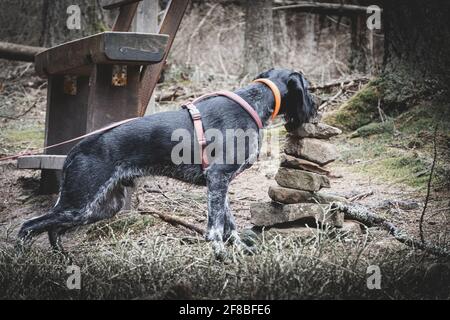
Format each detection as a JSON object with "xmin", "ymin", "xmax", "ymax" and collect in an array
[
  {"xmin": 285, "ymin": 72, "xmax": 316, "ymax": 130},
  {"xmin": 253, "ymin": 68, "xmax": 274, "ymax": 80}
]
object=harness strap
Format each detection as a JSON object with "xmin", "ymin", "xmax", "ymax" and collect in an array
[
  {"xmin": 183, "ymin": 90, "xmax": 264, "ymax": 171},
  {"xmin": 182, "ymin": 102, "xmax": 209, "ymax": 169},
  {"xmin": 192, "ymin": 90, "xmax": 263, "ymax": 129}
]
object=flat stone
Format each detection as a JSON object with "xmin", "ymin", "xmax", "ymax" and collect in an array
[
  {"xmin": 280, "ymin": 154, "xmax": 331, "ymax": 175},
  {"xmin": 294, "ymin": 122, "xmax": 342, "ymax": 139},
  {"xmin": 265, "ymin": 226, "xmax": 321, "ymax": 238},
  {"xmin": 275, "ymin": 167, "xmax": 330, "ymax": 192},
  {"xmin": 284, "ymin": 136, "xmax": 338, "ymax": 165},
  {"xmin": 268, "ymin": 186, "xmax": 348, "ymax": 204},
  {"xmin": 250, "ymin": 202, "xmax": 344, "ymax": 227},
  {"xmin": 263, "ymin": 221, "xmax": 361, "ymax": 239}
]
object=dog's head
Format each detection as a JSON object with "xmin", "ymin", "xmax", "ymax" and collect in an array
[{"xmin": 254, "ymin": 68, "xmax": 317, "ymax": 130}]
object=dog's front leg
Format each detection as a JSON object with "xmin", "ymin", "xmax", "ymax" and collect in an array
[{"xmin": 205, "ymin": 169, "xmax": 230, "ymax": 257}]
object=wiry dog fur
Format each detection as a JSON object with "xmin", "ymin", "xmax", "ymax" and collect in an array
[{"xmin": 18, "ymin": 69, "xmax": 316, "ymax": 254}]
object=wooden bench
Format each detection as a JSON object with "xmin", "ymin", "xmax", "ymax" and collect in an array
[{"xmin": 17, "ymin": 0, "xmax": 189, "ymax": 194}]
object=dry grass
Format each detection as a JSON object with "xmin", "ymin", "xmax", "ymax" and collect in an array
[{"xmin": 0, "ymin": 216, "xmax": 448, "ymax": 300}]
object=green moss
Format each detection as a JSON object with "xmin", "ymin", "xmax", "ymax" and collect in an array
[
  {"xmin": 360, "ymin": 156, "xmax": 430, "ymax": 189},
  {"xmin": 336, "ymin": 99, "xmax": 450, "ymax": 190},
  {"xmin": 350, "ymin": 120, "xmax": 395, "ymax": 138},
  {"xmin": 1, "ymin": 127, "xmax": 44, "ymax": 151},
  {"xmin": 323, "ymin": 82, "xmax": 381, "ymax": 131}
]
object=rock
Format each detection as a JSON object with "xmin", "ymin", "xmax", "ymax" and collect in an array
[
  {"xmin": 275, "ymin": 167, "xmax": 330, "ymax": 192},
  {"xmin": 294, "ymin": 122, "xmax": 342, "ymax": 139},
  {"xmin": 265, "ymin": 226, "xmax": 321, "ymax": 238},
  {"xmin": 314, "ymin": 192, "xmax": 348, "ymax": 204},
  {"xmin": 250, "ymin": 202, "xmax": 344, "ymax": 227},
  {"xmin": 284, "ymin": 136, "xmax": 338, "ymax": 165},
  {"xmin": 338, "ymin": 220, "xmax": 362, "ymax": 234},
  {"xmin": 268, "ymin": 186, "xmax": 347, "ymax": 204},
  {"xmin": 280, "ymin": 154, "xmax": 331, "ymax": 176}
]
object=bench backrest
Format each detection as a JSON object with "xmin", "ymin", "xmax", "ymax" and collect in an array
[{"xmin": 101, "ymin": 0, "xmax": 143, "ymax": 10}]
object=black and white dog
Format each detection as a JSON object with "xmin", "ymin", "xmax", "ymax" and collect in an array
[{"xmin": 18, "ymin": 68, "xmax": 316, "ymax": 254}]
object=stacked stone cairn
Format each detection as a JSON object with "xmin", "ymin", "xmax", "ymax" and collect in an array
[{"xmin": 250, "ymin": 122, "xmax": 361, "ymax": 236}]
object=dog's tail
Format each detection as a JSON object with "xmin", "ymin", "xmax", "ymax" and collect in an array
[{"xmin": 18, "ymin": 211, "xmax": 63, "ymax": 242}]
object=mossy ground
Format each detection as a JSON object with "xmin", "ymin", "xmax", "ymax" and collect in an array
[
  {"xmin": 334, "ymin": 102, "xmax": 450, "ymax": 190},
  {"xmin": 0, "ymin": 124, "xmax": 44, "ymax": 154}
]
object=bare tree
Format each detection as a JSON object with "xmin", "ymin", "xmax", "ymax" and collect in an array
[{"xmin": 241, "ymin": 0, "xmax": 274, "ymax": 78}]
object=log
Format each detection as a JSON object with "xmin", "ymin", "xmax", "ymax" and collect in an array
[
  {"xmin": 332, "ymin": 202, "xmax": 450, "ymax": 258},
  {"xmin": 0, "ymin": 41, "xmax": 45, "ymax": 62},
  {"xmin": 273, "ymin": 2, "xmax": 382, "ymax": 15}
]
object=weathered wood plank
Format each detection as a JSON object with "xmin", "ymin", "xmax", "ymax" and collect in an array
[
  {"xmin": 86, "ymin": 64, "xmax": 141, "ymax": 131},
  {"xmin": 35, "ymin": 32, "xmax": 168, "ymax": 76},
  {"xmin": 113, "ymin": 2, "xmax": 140, "ymax": 31},
  {"xmin": 139, "ymin": 0, "xmax": 189, "ymax": 116},
  {"xmin": 18, "ymin": 155, "xmax": 66, "ymax": 170},
  {"xmin": 101, "ymin": 0, "xmax": 142, "ymax": 10}
]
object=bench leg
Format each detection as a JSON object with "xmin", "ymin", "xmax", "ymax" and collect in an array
[{"xmin": 40, "ymin": 169, "xmax": 61, "ymax": 195}]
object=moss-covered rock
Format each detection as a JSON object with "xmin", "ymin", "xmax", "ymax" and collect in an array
[
  {"xmin": 323, "ymin": 82, "xmax": 381, "ymax": 131},
  {"xmin": 350, "ymin": 120, "xmax": 395, "ymax": 138}
]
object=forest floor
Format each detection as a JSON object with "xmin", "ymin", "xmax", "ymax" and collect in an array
[{"xmin": 0, "ymin": 61, "xmax": 448, "ymax": 299}]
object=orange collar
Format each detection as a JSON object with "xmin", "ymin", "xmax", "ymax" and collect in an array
[{"xmin": 253, "ymin": 78, "xmax": 281, "ymax": 120}]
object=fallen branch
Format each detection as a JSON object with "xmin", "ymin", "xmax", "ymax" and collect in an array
[
  {"xmin": 0, "ymin": 41, "xmax": 45, "ymax": 62},
  {"xmin": 332, "ymin": 202, "xmax": 450, "ymax": 258},
  {"xmin": 318, "ymin": 87, "xmax": 345, "ymax": 110},
  {"xmin": 0, "ymin": 103, "xmax": 36, "ymax": 120},
  {"xmin": 309, "ymin": 77, "xmax": 368, "ymax": 91},
  {"xmin": 349, "ymin": 190, "xmax": 374, "ymax": 202},
  {"xmin": 273, "ymin": 2, "xmax": 382, "ymax": 15},
  {"xmin": 139, "ymin": 210, "xmax": 205, "ymax": 236},
  {"xmin": 420, "ymin": 124, "xmax": 439, "ymax": 243}
]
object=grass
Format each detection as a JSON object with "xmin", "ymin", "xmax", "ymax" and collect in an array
[
  {"xmin": 0, "ymin": 125, "xmax": 44, "ymax": 154},
  {"xmin": 335, "ymin": 102, "xmax": 450, "ymax": 190},
  {"xmin": 0, "ymin": 221, "xmax": 448, "ymax": 300}
]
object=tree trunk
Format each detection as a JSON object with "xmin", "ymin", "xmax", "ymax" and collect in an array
[
  {"xmin": 0, "ymin": 0, "xmax": 45, "ymax": 46},
  {"xmin": 381, "ymin": 0, "xmax": 450, "ymax": 100},
  {"xmin": 349, "ymin": 14, "xmax": 368, "ymax": 74},
  {"xmin": 241, "ymin": 0, "xmax": 274, "ymax": 78},
  {"xmin": 41, "ymin": 0, "xmax": 105, "ymax": 47}
]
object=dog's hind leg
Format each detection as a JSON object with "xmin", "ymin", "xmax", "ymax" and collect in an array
[{"xmin": 48, "ymin": 230, "xmax": 64, "ymax": 252}]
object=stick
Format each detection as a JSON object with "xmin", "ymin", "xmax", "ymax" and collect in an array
[
  {"xmin": 273, "ymin": 2, "xmax": 383, "ymax": 15},
  {"xmin": 420, "ymin": 124, "xmax": 439, "ymax": 244},
  {"xmin": 139, "ymin": 210, "xmax": 205, "ymax": 236},
  {"xmin": 332, "ymin": 202, "xmax": 450, "ymax": 258},
  {"xmin": 0, "ymin": 103, "xmax": 36, "ymax": 120},
  {"xmin": 309, "ymin": 77, "xmax": 368, "ymax": 91},
  {"xmin": 349, "ymin": 190, "xmax": 374, "ymax": 202}
]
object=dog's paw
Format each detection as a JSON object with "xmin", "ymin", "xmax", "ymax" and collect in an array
[
  {"xmin": 240, "ymin": 228, "xmax": 260, "ymax": 248},
  {"xmin": 211, "ymin": 240, "xmax": 227, "ymax": 261}
]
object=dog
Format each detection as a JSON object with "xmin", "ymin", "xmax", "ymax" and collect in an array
[{"xmin": 18, "ymin": 68, "xmax": 316, "ymax": 255}]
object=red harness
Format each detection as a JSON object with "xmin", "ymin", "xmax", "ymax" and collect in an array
[{"xmin": 182, "ymin": 90, "xmax": 263, "ymax": 170}]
